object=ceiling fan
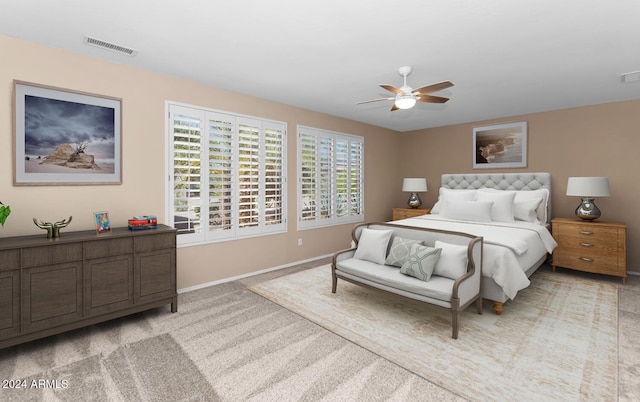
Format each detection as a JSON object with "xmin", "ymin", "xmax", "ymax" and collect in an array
[{"xmin": 357, "ymin": 66, "xmax": 453, "ymax": 111}]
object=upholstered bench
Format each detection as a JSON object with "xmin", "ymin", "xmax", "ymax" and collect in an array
[{"xmin": 331, "ymin": 222, "xmax": 483, "ymax": 339}]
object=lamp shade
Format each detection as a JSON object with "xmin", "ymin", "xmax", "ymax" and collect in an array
[
  {"xmin": 566, "ymin": 177, "xmax": 611, "ymax": 197},
  {"xmin": 402, "ymin": 178, "xmax": 427, "ymax": 192}
]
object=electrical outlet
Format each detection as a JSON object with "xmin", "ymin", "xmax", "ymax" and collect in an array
[{"xmin": 298, "ymin": 238, "xmax": 303, "ymax": 246}]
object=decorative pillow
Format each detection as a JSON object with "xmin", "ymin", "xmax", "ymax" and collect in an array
[
  {"xmin": 353, "ymin": 228, "xmax": 393, "ymax": 264},
  {"xmin": 441, "ymin": 200, "xmax": 493, "ymax": 222},
  {"xmin": 476, "ymin": 190, "xmax": 517, "ymax": 222},
  {"xmin": 433, "ymin": 240, "xmax": 469, "ymax": 280},
  {"xmin": 431, "ymin": 188, "xmax": 477, "ymax": 214},
  {"xmin": 385, "ymin": 236, "xmax": 424, "ymax": 267},
  {"xmin": 400, "ymin": 243, "xmax": 442, "ymax": 281},
  {"xmin": 514, "ymin": 189, "xmax": 549, "ymax": 224},
  {"xmin": 514, "ymin": 197, "xmax": 543, "ymax": 223}
]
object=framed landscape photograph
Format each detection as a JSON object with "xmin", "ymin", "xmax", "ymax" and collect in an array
[
  {"xmin": 472, "ymin": 121, "xmax": 527, "ymax": 169},
  {"xmin": 13, "ymin": 81, "xmax": 122, "ymax": 185}
]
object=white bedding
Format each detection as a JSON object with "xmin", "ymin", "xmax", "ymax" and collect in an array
[{"xmin": 391, "ymin": 215, "xmax": 558, "ymax": 299}]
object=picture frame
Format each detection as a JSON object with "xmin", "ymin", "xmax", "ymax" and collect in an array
[
  {"xmin": 472, "ymin": 121, "xmax": 527, "ymax": 169},
  {"xmin": 13, "ymin": 80, "xmax": 122, "ymax": 185},
  {"xmin": 94, "ymin": 211, "xmax": 111, "ymax": 234}
]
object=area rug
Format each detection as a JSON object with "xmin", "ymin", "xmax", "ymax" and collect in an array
[{"xmin": 249, "ymin": 265, "xmax": 618, "ymax": 401}]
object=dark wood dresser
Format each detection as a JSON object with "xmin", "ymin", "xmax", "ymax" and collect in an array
[{"xmin": 0, "ymin": 224, "xmax": 177, "ymax": 349}]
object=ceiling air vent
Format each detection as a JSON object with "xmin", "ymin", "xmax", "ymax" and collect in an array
[
  {"xmin": 83, "ymin": 36, "xmax": 138, "ymax": 56},
  {"xmin": 621, "ymin": 71, "xmax": 640, "ymax": 83}
]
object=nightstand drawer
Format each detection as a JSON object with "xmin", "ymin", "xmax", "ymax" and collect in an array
[
  {"xmin": 392, "ymin": 208, "xmax": 430, "ymax": 220},
  {"xmin": 554, "ymin": 251, "xmax": 620, "ymax": 274},
  {"xmin": 556, "ymin": 224, "xmax": 618, "ymax": 248},
  {"xmin": 556, "ymin": 235, "xmax": 618, "ymax": 255}
]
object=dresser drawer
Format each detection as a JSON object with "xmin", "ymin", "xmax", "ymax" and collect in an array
[
  {"xmin": 0, "ymin": 250, "xmax": 20, "ymax": 272},
  {"xmin": 22, "ymin": 243, "xmax": 83, "ymax": 268},
  {"xmin": 85, "ymin": 237, "xmax": 133, "ymax": 259}
]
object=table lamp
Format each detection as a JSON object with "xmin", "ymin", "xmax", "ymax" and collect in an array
[
  {"xmin": 402, "ymin": 178, "xmax": 427, "ymax": 209},
  {"xmin": 566, "ymin": 177, "xmax": 610, "ymax": 220}
]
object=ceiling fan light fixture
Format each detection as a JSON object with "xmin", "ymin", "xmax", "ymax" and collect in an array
[{"xmin": 395, "ymin": 95, "xmax": 416, "ymax": 109}]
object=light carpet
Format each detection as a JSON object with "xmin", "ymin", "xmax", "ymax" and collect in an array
[
  {"xmin": 0, "ymin": 281, "xmax": 463, "ymax": 401},
  {"xmin": 249, "ymin": 265, "xmax": 619, "ymax": 402}
]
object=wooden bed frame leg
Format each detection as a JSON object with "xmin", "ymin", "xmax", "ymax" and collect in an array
[{"xmin": 493, "ymin": 301, "xmax": 504, "ymax": 315}]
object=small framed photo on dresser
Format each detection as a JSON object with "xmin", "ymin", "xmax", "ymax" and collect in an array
[{"xmin": 94, "ymin": 211, "xmax": 111, "ymax": 234}]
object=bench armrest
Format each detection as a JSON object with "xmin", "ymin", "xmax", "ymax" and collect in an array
[
  {"xmin": 452, "ymin": 237, "xmax": 483, "ymax": 305},
  {"xmin": 332, "ymin": 247, "xmax": 356, "ymax": 271}
]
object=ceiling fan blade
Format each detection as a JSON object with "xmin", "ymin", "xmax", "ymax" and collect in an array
[
  {"xmin": 390, "ymin": 103, "xmax": 399, "ymax": 112},
  {"xmin": 416, "ymin": 94, "xmax": 450, "ymax": 104},
  {"xmin": 380, "ymin": 84, "xmax": 405, "ymax": 95},
  {"xmin": 356, "ymin": 97, "xmax": 394, "ymax": 105},
  {"xmin": 413, "ymin": 81, "xmax": 454, "ymax": 95}
]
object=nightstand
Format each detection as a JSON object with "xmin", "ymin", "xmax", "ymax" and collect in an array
[
  {"xmin": 392, "ymin": 207, "xmax": 431, "ymax": 221},
  {"xmin": 551, "ymin": 218, "xmax": 627, "ymax": 284}
]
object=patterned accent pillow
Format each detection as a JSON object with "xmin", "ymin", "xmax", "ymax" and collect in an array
[
  {"xmin": 400, "ymin": 243, "xmax": 442, "ymax": 282},
  {"xmin": 385, "ymin": 236, "xmax": 424, "ymax": 267}
]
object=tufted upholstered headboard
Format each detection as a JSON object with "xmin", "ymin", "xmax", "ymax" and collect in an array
[{"xmin": 440, "ymin": 172, "xmax": 552, "ymax": 225}]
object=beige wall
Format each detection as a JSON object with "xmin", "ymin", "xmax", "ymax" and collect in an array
[
  {"xmin": 0, "ymin": 35, "xmax": 401, "ymax": 289},
  {"xmin": 2, "ymin": 34, "xmax": 637, "ymax": 290},
  {"xmin": 397, "ymin": 101, "xmax": 640, "ymax": 274}
]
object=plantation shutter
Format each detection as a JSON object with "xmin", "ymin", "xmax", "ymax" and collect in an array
[
  {"xmin": 297, "ymin": 126, "xmax": 364, "ymax": 229},
  {"xmin": 264, "ymin": 123, "xmax": 285, "ymax": 227},
  {"xmin": 299, "ymin": 132, "xmax": 318, "ymax": 222},
  {"xmin": 207, "ymin": 113, "xmax": 235, "ymax": 240},
  {"xmin": 170, "ymin": 106, "xmax": 204, "ymax": 243},
  {"xmin": 168, "ymin": 103, "xmax": 286, "ymax": 246}
]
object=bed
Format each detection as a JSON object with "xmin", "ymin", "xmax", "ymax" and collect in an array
[{"xmin": 391, "ymin": 172, "xmax": 557, "ymax": 314}]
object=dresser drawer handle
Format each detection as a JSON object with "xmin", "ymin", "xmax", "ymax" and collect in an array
[
  {"xmin": 579, "ymin": 231, "xmax": 594, "ymax": 235},
  {"xmin": 579, "ymin": 257, "xmax": 594, "ymax": 262},
  {"xmin": 580, "ymin": 243, "xmax": 594, "ymax": 247}
]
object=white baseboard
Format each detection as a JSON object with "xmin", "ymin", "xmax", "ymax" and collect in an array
[{"xmin": 177, "ymin": 253, "xmax": 333, "ymax": 294}]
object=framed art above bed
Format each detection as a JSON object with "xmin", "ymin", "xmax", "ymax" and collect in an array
[{"xmin": 473, "ymin": 121, "xmax": 527, "ymax": 169}]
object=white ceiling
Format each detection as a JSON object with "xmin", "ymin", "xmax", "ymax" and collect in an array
[{"xmin": 2, "ymin": 0, "xmax": 639, "ymax": 132}]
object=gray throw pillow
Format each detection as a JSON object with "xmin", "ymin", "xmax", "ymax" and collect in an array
[
  {"xmin": 385, "ymin": 236, "xmax": 424, "ymax": 267},
  {"xmin": 400, "ymin": 243, "xmax": 442, "ymax": 282}
]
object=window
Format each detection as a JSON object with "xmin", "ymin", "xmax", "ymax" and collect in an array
[
  {"xmin": 168, "ymin": 103, "xmax": 286, "ymax": 246},
  {"xmin": 297, "ymin": 126, "xmax": 364, "ymax": 229}
]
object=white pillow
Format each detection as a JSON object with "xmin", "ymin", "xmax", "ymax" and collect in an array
[
  {"xmin": 514, "ymin": 197, "xmax": 543, "ymax": 223},
  {"xmin": 475, "ymin": 190, "xmax": 517, "ymax": 222},
  {"xmin": 514, "ymin": 189, "xmax": 549, "ymax": 224},
  {"xmin": 354, "ymin": 228, "xmax": 393, "ymax": 264},
  {"xmin": 431, "ymin": 188, "xmax": 477, "ymax": 214},
  {"xmin": 441, "ymin": 200, "xmax": 493, "ymax": 222},
  {"xmin": 433, "ymin": 240, "xmax": 469, "ymax": 280}
]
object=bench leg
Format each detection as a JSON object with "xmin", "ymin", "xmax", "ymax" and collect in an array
[
  {"xmin": 475, "ymin": 297, "xmax": 483, "ymax": 315},
  {"xmin": 451, "ymin": 311, "xmax": 459, "ymax": 339},
  {"xmin": 451, "ymin": 298, "xmax": 460, "ymax": 339}
]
